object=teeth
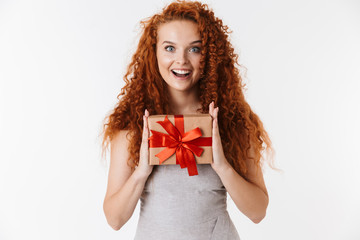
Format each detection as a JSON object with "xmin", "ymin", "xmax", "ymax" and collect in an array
[{"xmin": 172, "ymin": 69, "xmax": 191, "ymax": 74}]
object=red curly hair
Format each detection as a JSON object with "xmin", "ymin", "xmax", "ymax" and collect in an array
[{"xmin": 100, "ymin": 0, "xmax": 275, "ymax": 180}]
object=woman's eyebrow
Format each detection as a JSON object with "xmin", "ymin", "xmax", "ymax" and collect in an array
[
  {"xmin": 190, "ymin": 40, "xmax": 202, "ymax": 45},
  {"xmin": 162, "ymin": 41, "xmax": 175, "ymax": 45},
  {"xmin": 162, "ymin": 40, "xmax": 202, "ymax": 45}
]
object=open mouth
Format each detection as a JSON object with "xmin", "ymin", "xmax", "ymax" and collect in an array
[{"xmin": 171, "ymin": 69, "xmax": 191, "ymax": 78}]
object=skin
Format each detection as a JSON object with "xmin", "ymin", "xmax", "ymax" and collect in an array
[{"xmin": 103, "ymin": 20, "xmax": 269, "ymax": 231}]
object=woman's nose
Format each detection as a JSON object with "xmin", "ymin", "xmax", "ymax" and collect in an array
[{"xmin": 175, "ymin": 51, "xmax": 189, "ymax": 64}]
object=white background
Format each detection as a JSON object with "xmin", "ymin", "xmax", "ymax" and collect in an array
[{"xmin": 1, "ymin": 0, "xmax": 359, "ymax": 239}]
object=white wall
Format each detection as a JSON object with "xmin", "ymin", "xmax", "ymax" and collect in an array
[{"xmin": 0, "ymin": 0, "xmax": 359, "ymax": 239}]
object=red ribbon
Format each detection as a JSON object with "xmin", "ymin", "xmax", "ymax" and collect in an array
[{"xmin": 149, "ymin": 115, "xmax": 212, "ymax": 176}]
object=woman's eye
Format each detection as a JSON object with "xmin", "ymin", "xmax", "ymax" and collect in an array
[
  {"xmin": 189, "ymin": 47, "xmax": 201, "ymax": 53},
  {"xmin": 165, "ymin": 46, "xmax": 175, "ymax": 52}
]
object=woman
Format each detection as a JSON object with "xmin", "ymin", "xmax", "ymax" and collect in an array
[{"xmin": 101, "ymin": 1, "xmax": 275, "ymax": 239}]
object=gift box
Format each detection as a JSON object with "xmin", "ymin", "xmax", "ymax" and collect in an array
[{"xmin": 148, "ymin": 114, "xmax": 213, "ymax": 176}]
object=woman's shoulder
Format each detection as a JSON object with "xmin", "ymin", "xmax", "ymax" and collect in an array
[{"xmin": 111, "ymin": 129, "xmax": 131, "ymax": 147}]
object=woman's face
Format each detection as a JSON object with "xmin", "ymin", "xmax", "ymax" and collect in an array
[{"xmin": 156, "ymin": 20, "xmax": 202, "ymax": 93}]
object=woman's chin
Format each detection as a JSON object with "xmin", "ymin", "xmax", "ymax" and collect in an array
[{"xmin": 167, "ymin": 84, "xmax": 195, "ymax": 93}]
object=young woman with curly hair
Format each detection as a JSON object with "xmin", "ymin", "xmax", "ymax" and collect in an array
[{"xmin": 101, "ymin": 1, "xmax": 275, "ymax": 239}]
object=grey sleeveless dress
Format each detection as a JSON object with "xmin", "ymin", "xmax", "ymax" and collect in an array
[{"xmin": 134, "ymin": 164, "xmax": 241, "ymax": 240}]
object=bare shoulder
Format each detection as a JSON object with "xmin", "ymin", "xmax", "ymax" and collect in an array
[{"xmin": 104, "ymin": 130, "xmax": 134, "ymax": 201}]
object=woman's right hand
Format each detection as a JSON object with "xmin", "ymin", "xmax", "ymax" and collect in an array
[{"xmin": 136, "ymin": 109, "xmax": 154, "ymax": 177}]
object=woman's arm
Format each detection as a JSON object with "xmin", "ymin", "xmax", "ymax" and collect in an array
[
  {"xmin": 209, "ymin": 102, "xmax": 268, "ymax": 223},
  {"xmin": 103, "ymin": 111, "xmax": 153, "ymax": 230},
  {"xmin": 213, "ymin": 151, "xmax": 269, "ymax": 224}
]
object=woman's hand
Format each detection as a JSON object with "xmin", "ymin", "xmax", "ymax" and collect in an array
[
  {"xmin": 209, "ymin": 102, "xmax": 231, "ymax": 173},
  {"xmin": 136, "ymin": 109, "xmax": 154, "ymax": 177}
]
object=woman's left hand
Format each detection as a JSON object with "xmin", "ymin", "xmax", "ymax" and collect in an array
[{"xmin": 209, "ymin": 102, "xmax": 231, "ymax": 173}]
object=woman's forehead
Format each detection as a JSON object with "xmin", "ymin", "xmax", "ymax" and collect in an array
[{"xmin": 157, "ymin": 20, "xmax": 201, "ymax": 44}]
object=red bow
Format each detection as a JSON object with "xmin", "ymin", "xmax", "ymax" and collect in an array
[{"xmin": 149, "ymin": 115, "xmax": 212, "ymax": 176}]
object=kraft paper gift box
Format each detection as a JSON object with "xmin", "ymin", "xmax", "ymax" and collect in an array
[{"xmin": 148, "ymin": 114, "xmax": 213, "ymax": 176}]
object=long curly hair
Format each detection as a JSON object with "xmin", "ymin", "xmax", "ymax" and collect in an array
[{"xmin": 99, "ymin": 0, "xmax": 276, "ymax": 180}]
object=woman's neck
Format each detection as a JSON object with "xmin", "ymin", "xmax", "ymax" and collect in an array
[{"xmin": 168, "ymin": 87, "xmax": 202, "ymax": 115}]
